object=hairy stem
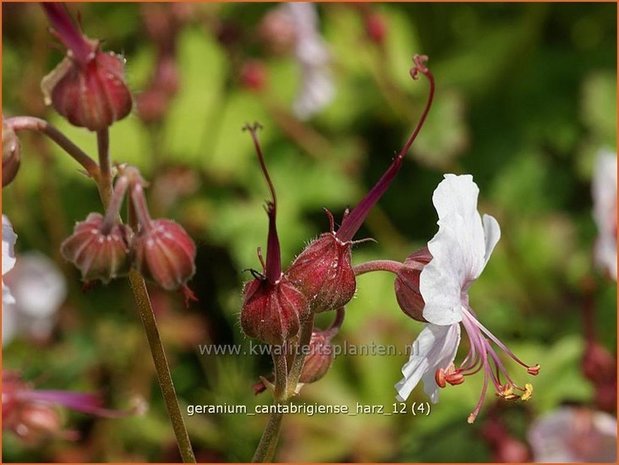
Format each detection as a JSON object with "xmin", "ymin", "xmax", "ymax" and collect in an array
[
  {"xmin": 287, "ymin": 315, "xmax": 314, "ymax": 395},
  {"xmin": 354, "ymin": 259, "xmax": 404, "ymax": 276},
  {"xmin": 252, "ymin": 314, "xmax": 314, "ymax": 462},
  {"xmin": 96, "ymin": 128, "xmax": 112, "ymax": 208},
  {"xmin": 128, "ymin": 270, "xmax": 196, "ymax": 463},
  {"xmin": 96, "ymin": 130, "xmax": 195, "ymax": 463},
  {"xmin": 6, "ymin": 116, "xmax": 99, "ymax": 179},
  {"xmin": 251, "ymin": 409, "xmax": 284, "ymax": 463},
  {"xmin": 252, "ymin": 351, "xmax": 288, "ymax": 462}
]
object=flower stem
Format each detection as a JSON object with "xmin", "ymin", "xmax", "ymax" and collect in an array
[
  {"xmin": 96, "ymin": 128, "xmax": 112, "ymax": 208},
  {"xmin": 252, "ymin": 314, "xmax": 314, "ymax": 462},
  {"xmin": 6, "ymin": 116, "xmax": 99, "ymax": 179},
  {"xmin": 251, "ymin": 408, "xmax": 284, "ymax": 463},
  {"xmin": 128, "ymin": 269, "xmax": 196, "ymax": 463},
  {"xmin": 95, "ymin": 129, "xmax": 195, "ymax": 463},
  {"xmin": 354, "ymin": 259, "xmax": 404, "ymax": 276},
  {"xmin": 286, "ymin": 315, "xmax": 314, "ymax": 395},
  {"xmin": 252, "ymin": 351, "xmax": 288, "ymax": 462}
]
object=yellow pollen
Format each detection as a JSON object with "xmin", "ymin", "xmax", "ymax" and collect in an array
[
  {"xmin": 520, "ymin": 383, "xmax": 533, "ymax": 401},
  {"xmin": 497, "ymin": 385, "xmax": 514, "ymax": 398}
]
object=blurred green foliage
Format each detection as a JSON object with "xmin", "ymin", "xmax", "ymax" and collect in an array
[{"xmin": 2, "ymin": 2, "xmax": 616, "ymax": 462}]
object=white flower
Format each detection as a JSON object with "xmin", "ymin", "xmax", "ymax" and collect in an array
[
  {"xmin": 592, "ymin": 149, "xmax": 617, "ymax": 280},
  {"xmin": 3, "ymin": 252, "xmax": 67, "ymax": 344},
  {"xmin": 2, "ymin": 215, "xmax": 17, "ymax": 307},
  {"xmin": 395, "ymin": 174, "xmax": 539, "ymax": 423},
  {"xmin": 528, "ymin": 407, "xmax": 616, "ymax": 462},
  {"xmin": 284, "ymin": 3, "xmax": 335, "ymax": 120}
]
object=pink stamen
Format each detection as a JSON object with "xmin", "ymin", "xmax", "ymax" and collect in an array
[
  {"xmin": 463, "ymin": 307, "xmax": 538, "ymax": 372},
  {"xmin": 440, "ymin": 307, "xmax": 540, "ymax": 421}
]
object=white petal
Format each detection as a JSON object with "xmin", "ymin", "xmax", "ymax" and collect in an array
[
  {"xmin": 2, "ymin": 215, "xmax": 17, "ymax": 309},
  {"xmin": 592, "ymin": 150, "xmax": 617, "ymax": 279},
  {"xmin": 421, "ymin": 174, "xmax": 488, "ymax": 325},
  {"xmin": 284, "ymin": 3, "xmax": 334, "ymax": 120},
  {"xmin": 2, "ymin": 302, "xmax": 17, "ymax": 346},
  {"xmin": 2, "ymin": 215, "xmax": 17, "ymax": 275},
  {"xmin": 482, "ymin": 214, "xmax": 501, "ymax": 269},
  {"xmin": 395, "ymin": 324, "xmax": 460, "ymax": 402},
  {"xmin": 293, "ymin": 66, "xmax": 334, "ymax": 120},
  {"xmin": 10, "ymin": 252, "xmax": 67, "ymax": 318}
]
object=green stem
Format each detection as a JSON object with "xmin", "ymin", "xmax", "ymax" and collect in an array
[
  {"xmin": 96, "ymin": 128, "xmax": 112, "ymax": 208},
  {"xmin": 128, "ymin": 270, "xmax": 196, "ymax": 463},
  {"xmin": 7, "ymin": 116, "xmax": 99, "ymax": 179},
  {"xmin": 252, "ymin": 315, "xmax": 315, "ymax": 462},
  {"xmin": 252, "ymin": 350, "xmax": 288, "ymax": 462},
  {"xmin": 95, "ymin": 130, "xmax": 195, "ymax": 463},
  {"xmin": 286, "ymin": 315, "xmax": 314, "ymax": 396},
  {"xmin": 251, "ymin": 408, "xmax": 284, "ymax": 463}
]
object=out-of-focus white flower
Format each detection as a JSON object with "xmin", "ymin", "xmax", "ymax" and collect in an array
[
  {"xmin": 592, "ymin": 149, "xmax": 617, "ymax": 280},
  {"xmin": 528, "ymin": 406, "xmax": 617, "ymax": 462},
  {"xmin": 395, "ymin": 174, "xmax": 539, "ymax": 423},
  {"xmin": 3, "ymin": 252, "xmax": 67, "ymax": 344},
  {"xmin": 284, "ymin": 3, "xmax": 335, "ymax": 120},
  {"xmin": 2, "ymin": 215, "xmax": 17, "ymax": 307}
]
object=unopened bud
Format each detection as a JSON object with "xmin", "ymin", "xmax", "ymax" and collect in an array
[
  {"xmin": 241, "ymin": 275, "xmax": 309, "ymax": 346},
  {"xmin": 136, "ymin": 88, "xmax": 168, "ymax": 124},
  {"xmin": 133, "ymin": 219, "xmax": 196, "ymax": 291},
  {"xmin": 394, "ymin": 247, "xmax": 432, "ymax": 322},
  {"xmin": 41, "ymin": 50, "xmax": 133, "ymax": 131},
  {"xmin": 582, "ymin": 342, "xmax": 616, "ymax": 384},
  {"xmin": 299, "ymin": 330, "xmax": 335, "ymax": 384},
  {"xmin": 286, "ymin": 232, "xmax": 356, "ymax": 313},
  {"xmin": 2, "ymin": 121, "xmax": 21, "ymax": 187},
  {"xmin": 364, "ymin": 13, "xmax": 387, "ymax": 44},
  {"xmin": 240, "ymin": 61, "xmax": 267, "ymax": 92},
  {"xmin": 155, "ymin": 55, "xmax": 180, "ymax": 95},
  {"xmin": 61, "ymin": 213, "xmax": 131, "ymax": 283}
]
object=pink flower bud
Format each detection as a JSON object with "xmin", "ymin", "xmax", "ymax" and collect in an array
[
  {"xmin": 2, "ymin": 120, "xmax": 21, "ymax": 187},
  {"xmin": 241, "ymin": 275, "xmax": 309, "ymax": 346},
  {"xmin": 41, "ymin": 4, "xmax": 132, "ymax": 131},
  {"xmin": 240, "ymin": 61, "xmax": 267, "ymax": 92},
  {"xmin": 582, "ymin": 341, "xmax": 616, "ymax": 385},
  {"xmin": 286, "ymin": 232, "xmax": 356, "ymax": 313},
  {"xmin": 393, "ymin": 247, "xmax": 433, "ymax": 322},
  {"xmin": 41, "ymin": 51, "xmax": 133, "ymax": 131},
  {"xmin": 364, "ymin": 13, "xmax": 387, "ymax": 44},
  {"xmin": 61, "ymin": 213, "xmax": 131, "ymax": 283},
  {"xmin": 299, "ymin": 330, "xmax": 335, "ymax": 384},
  {"xmin": 133, "ymin": 219, "xmax": 196, "ymax": 291}
]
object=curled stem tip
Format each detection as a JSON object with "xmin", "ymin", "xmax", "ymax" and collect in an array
[
  {"xmin": 335, "ymin": 54, "xmax": 435, "ymax": 243},
  {"xmin": 244, "ymin": 123, "xmax": 282, "ymax": 284}
]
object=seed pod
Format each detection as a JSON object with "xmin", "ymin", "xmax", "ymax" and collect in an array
[
  {"xmin": 241, "ymin": 275, "xmax": 309, "ymax": 346},
  {"xmin": 61, "ymin": 213, "xmax": 131, "ymax": 283},
  {"xmin": 42, "ymin": 51, "xmax": 133, "ymax": 131},
  {"xmin": 286, "ymin": 233, "xmax": 356, "ymax": 313},
  {"xmin": 299, "ymin": 330, "xmax": 335, "ymax": 384},
  {"xmin": 394, "ymin": 247, "xmax": 432, "ymax": 322},
  {"xmin": 133, "ymin": 219, "xmax": 196, "ymax": 291}
]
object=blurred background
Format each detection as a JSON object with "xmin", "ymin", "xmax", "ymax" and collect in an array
[{"xmin": 2, "ymin": 2, "xmax": 616, "ymax": 462}]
